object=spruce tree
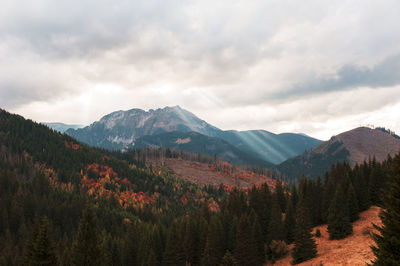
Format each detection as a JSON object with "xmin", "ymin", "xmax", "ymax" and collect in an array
[
  {"xmin": 184, "ymin": 217, "xmax": 200, "ymax": 266},
  {"xmin": 347, "ymin": 183, "xmax": 359, "ymax": 222},
  {"xmin": 71, "ymin": 207, "xmax": 103, "ymax": 266},
  {"xmin": 292, "ymin": 201, "xmax": 317, "ymax": 264},
  {"xmin": 327, "ymin": 187, "xmax": 353, "ymax": 240},
  {"xmin": 162, "ymin": 222, "xmax": 185, "ymax": 266},
  {"xmin": 267, "ymin": 196, "xmax": 286, "ymax": 243},
  {"xmin": 249, "ymin": 210, "xmax": 265, "ymax": 265},
  {"xmin": 275, "ymin": 180, "xmax": 287, "ymax": 213},
  {"xmin": 284, "ymin": 200, "xmax": 296, "ymax": 243},
  {"xmin": 234, "ymin": 214, "xmax": 256, "ymax": 266},
  {"xmin": 371, "ymin": 154, "xmax": 400, "ymax": 265},
  {"xmin": 202, "ymin": 216, "xmax": 224, "ymax": 266},
  {"xmin": 25, "ymin": 217, "xmax": 58, "ymax": 266}
]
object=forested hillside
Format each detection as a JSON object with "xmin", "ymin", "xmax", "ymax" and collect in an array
[{"xmin": 0, "ymin": 109, "xmax": 396, "ymax": 265}]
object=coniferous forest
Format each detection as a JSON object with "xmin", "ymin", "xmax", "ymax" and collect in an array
[{"xmin": 0, "ymin": 108, "xmax": 398, "ymax": 265}]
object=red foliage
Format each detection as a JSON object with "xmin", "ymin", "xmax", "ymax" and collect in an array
[
  {"xmin": 64, "ymin": 141, "xmax": 80, "ymax": 150},
  {"xmin": 81, "ymin": 163, "xmax": 154, "ymax": 209}
]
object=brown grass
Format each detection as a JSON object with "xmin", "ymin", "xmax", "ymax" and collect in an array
[{"xmin": 271, "ymin": 206, "xmax": 382, "ymax": 266}]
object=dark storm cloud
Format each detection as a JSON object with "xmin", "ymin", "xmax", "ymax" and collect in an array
[{"xmin": 281, "ymin": 54, "xmax": 400, "ymax": 99}]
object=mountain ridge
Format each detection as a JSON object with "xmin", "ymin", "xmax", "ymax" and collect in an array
[
  {"xmin": 66, "ymin": 106, "xmax": 321, "ymax": 164},
  {"xmin": 278, "ymin": 126, "xmax": 400, "ymax": 180}
]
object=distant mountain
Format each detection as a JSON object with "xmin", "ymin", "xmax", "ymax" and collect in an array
[
  {"xmin": 278, "ymin": 127, "xmax": 400, "ymax": 180},
  {"xmin": 66, "ymin": 106, "xmax": 321, "ymax": 165},
  {"xmin": 216, "ymin": 130, "xmax": 322, "ymax": 164},
  {"xmin": 133, "ymin": 131, "xmax": 274, "ymax": 168},
  {"xmin": 66, "ymin": 106, "xmax": 221, "ymax": 150},
  {"xmin": 44, "ymin": 122, "xmax": 84, "ymax": 133}
]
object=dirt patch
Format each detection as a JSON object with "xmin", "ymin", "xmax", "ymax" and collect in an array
[
  {"xmin": 175, "ymin": 137, "xmax": 191, "ymax": 144},
  {"xmin": 272, "ymin": 206, "xmax": 382, "ymax": 266},
  {"xmin": 150, "ymin": 158, "xmax": 275, "ymax": 189}
]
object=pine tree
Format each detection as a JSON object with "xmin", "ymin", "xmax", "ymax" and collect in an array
[
  {"xmin": 234, "ymin": 214, "xmax": 256, "ymax": 266},
  {"xmin": 284, "ymin": 200, "xmax": 296, "ymax": 243},
  {"xmin": 267, "ymin": 196, "xmax": 286, "ymax": 243},
  {"xmin": 275, "ymin": 180, "xmax": 286, "ymax": 213},
  {"xmin": 184, "ymin": 217, "xmax": 200, "ymax": 266},
  {"xmin": 25, "ymin": 217, "xmax": 58, "ymax": 266},
  {"xmin": 292, "ymin": 201, "xmax": 317, "ymax": 264},
  {"xmin": 202, "ymin": 216, "xmax": 224, "ymax": 266},
  {"xmin": 249, "ymin": 210, "xmax": 265, "ymax": 265},
  {"xmin": 71, "ymin": 207, "xmax": 103, "ymax": 266},
  {"xmin": 327, "ymin": 187, "xmax": 353, "ymax": 240},
  {"xmin": 249, "ymin": 183, "xmax": 271, "ymax": 243},
  {"xmin": 347, "ymin": 183, "xmax": 359, "ymax": 222},
  {"xmin": 371, "ymin": 154, "xmax": 400, "ymax": 265},
  {"xmin": 162, "ymin": 222, "xmax": 185, "ymax": 266}
]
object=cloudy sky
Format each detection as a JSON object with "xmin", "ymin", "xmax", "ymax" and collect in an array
[{"xmin": 1, "ymin": 0, "xmax": 400, "ymax": 140}]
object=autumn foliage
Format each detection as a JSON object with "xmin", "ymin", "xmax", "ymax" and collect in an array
[{"xmin": 81, "ymin": 163, "xmax": 154, "ymax": 208}]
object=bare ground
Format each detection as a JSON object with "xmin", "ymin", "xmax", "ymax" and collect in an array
[{"xmin": 272, "ymin": 206, "xmax": 382, "ymax": 266}]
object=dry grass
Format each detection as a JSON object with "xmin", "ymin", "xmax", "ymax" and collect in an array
[{"xmin": 271, "ymin": 206, "xmax": 382, "ymax": 266}]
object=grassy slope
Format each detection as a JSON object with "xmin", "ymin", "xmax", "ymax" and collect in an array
[{"xmin": 272, "ymin": 206, "xmax": 381, "ymax": 266}]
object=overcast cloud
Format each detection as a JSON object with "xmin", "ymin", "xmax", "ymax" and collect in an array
[{"xmin": 1, "ymin": 0, "xmax": 400, "ymax": 139}]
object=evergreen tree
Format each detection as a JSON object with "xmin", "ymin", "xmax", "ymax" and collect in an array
[
  {"xmin": 249, "ymin": 183, "xmax": 271, "ymax": 243},
  {"xmin": 184, "ymin": 217, "xmax": 200, "ymax": 266},
  {"xmin": 25, "ymin": 217, "xmax": 58, "ymax": 266},
  {"xmin": 292, "ymin": 201, "xmax": 317, "ymax": 264},
  {"xmin": 249, "ymin": 210, "xmax": 265, "ymax": 265},
  {"xmin": 371, "ymin": 154, "xmax": 400, "ymax": 265},
  {"xmin": 234, "ymin": 214, "xmax": 257, "ymax": 266},
  {"xmin": 284, "ymin": 200, "xmax": 296, "ymax": 243},
  {"xmin": 347, "ymin": 183, "xmax": 359, "ymax": 222},
  {"xmin": 275, "ymin": 180, "xmax": 286, "ymax": 213},
  {"xmin": 327, "ymin": 187, "xmax": 353, "ymax": 240},
  {"xmin": 267, "ymin": 196, "xmax": 286, "ymax": 243},
  {"xmin": 71, "ymin": 207, "xmax": 103, "ymax": 266},
  {"xmin": 162, "ymin": 222, "xmax": 185, "ymax": 266},
  {"xmin": 202, "ymin": 216, "xmax": 224, "ymax": 266}
]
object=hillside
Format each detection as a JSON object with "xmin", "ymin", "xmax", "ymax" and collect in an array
[
  {"xmin": 133, "ymin": 131, "xmax": 274, "ymax": 168},
  {"xmin": 148, "ymin": 157, "xmax": 277, "ymax": 189},
  {"xmin": 217, "ymin": 130, "xmax": 321, "ymax": 164},
  {"xmin": 278, "ymin": 127, "xmax": 400, "ymax": 180},
  {"xmin": 0, "ymin": 108, "xmax": 224, "ymax": 216},
  {"xmin": 273, "ymin": 206, "xmax": 382, "ymax": 266},
  {"xmin": 43, "ymin": 122, "xmax": 84, "ymax": 133}
]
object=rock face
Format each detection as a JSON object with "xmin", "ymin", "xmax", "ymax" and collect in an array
[
  {"xmin": 278, "ymin": 127, "xmax": 400, "ymax": 180},
  {"xmin": 66, "ymin": 106, "xmax": 221, "ymax": 150}
]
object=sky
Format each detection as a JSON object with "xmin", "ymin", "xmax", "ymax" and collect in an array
[{"xmin": 1, "ymin": 0, "xmax": 400, "ymax": 140}]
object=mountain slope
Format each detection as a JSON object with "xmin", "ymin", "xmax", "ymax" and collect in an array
[
  {"xmin": 132, "ymin": 131, "xmax": 274, "ymax": 168},
  {"xmin": 274, "ymin": 206, "xmax": 382, "ymax": 265},
  {"xmin": 278, "ymin": 127, "xmax": 400, "ymax": 180},
  {"xmin": 66, "ymin": 105, "xmax": 221, "ymax": 150},
  {"xmin": 43, "ymin": 122, "xmax": 84, "ymax": 133},
  {"xmin": 216, "ymin": 130, "xmax": 322, "ymax": 164},
  {"xmin": 66, "ymin": 106, "xmax": 321, "ymax": 164}
]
